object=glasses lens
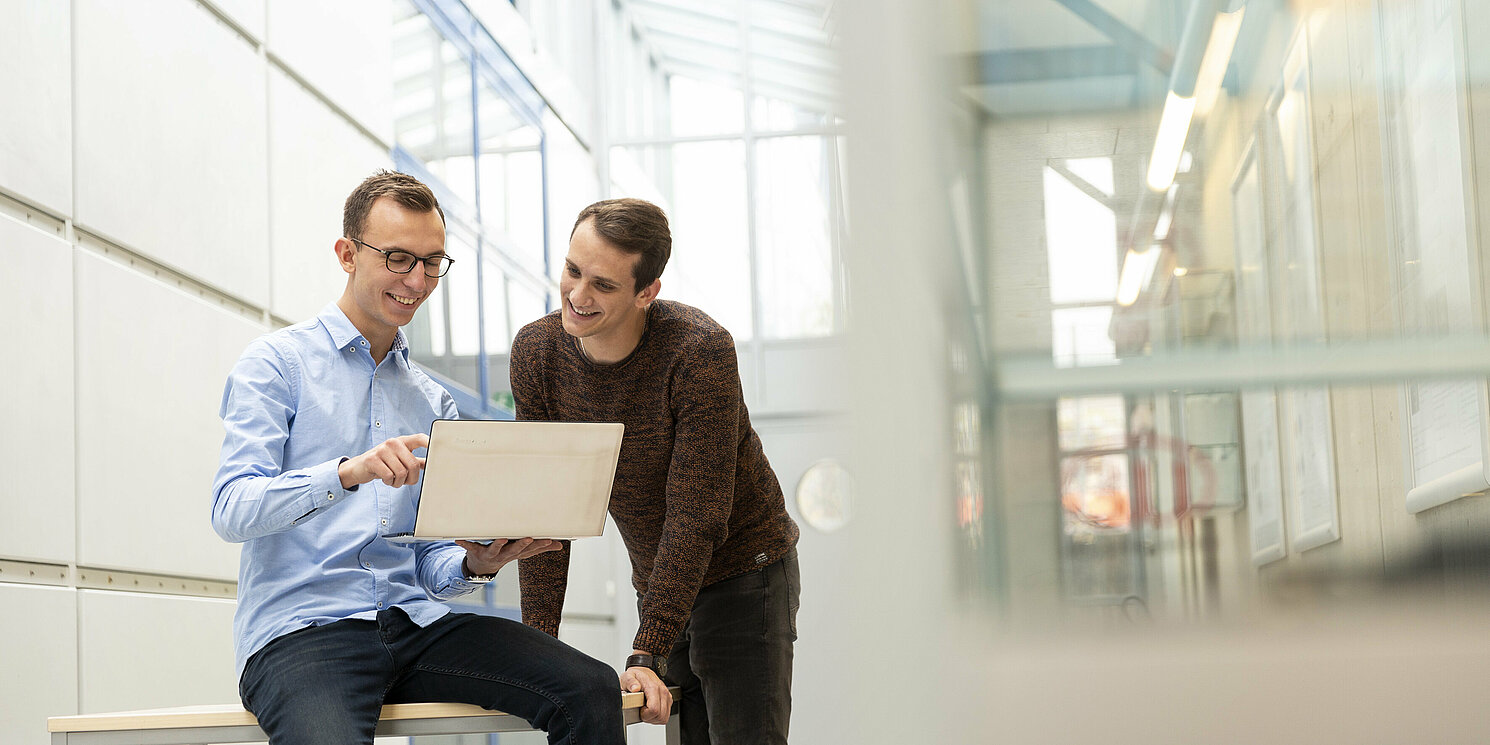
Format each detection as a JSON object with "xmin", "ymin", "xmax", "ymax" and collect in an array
[
  {"xmin": 427, "ymin": 257, "xmax": 452, "ymax": 277},
  {"xmin": 385, "ymin": 251, "xmax": 416, "ymax": 273}
]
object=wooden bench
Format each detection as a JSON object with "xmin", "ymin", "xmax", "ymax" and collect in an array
[{"xmin": 47, "ymin": 688, "xmax": 680, "ymax": 744}]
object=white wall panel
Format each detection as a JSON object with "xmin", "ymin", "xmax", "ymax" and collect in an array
[
  {"xmin": 0, "ymin": 1, "xmax": 71, "ymax": 216},
  {"xmin": 267, "ymin": 0, "xmax": 394, "ymax": 143},
  {"xmin": 269, "ymin": 67, "xmax": 391, "ymax": 322},
  {"xmin": 75, "ymin": 251, "xmax": 267, "ymax": 579},
  {"xmin": 0, "ymin": 584, "xmax": 77, "ymax": 745},
  {"xmin": 78, "ymin": 590, "xmax": 238, "ymax": 712},
  {"xmin": 562, "ymin": 519, "xmax": 618, "ymax": 617},
  {"xmin": 74, "ymin": 0, "xmax": 269, "ymax": 306},
  {"xmin": 486, "ymin": 517, "xmax": 618, "ymax": 619},
  {"xmin": 0, "ymin": 216, "xmax": 75, "ymax": 563},
  {"xmin": 756, "ymin": 341, "xmax": 848, "ymax": 415},
  {"xmin": 557, "ymin": 618, "xmax": 621, "ymax": 673}
]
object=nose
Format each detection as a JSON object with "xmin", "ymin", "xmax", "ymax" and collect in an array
[
  {"xmin": 567, "ymin": 282, "xmax": 591, "ymax": 308},
  {"xmin": 403, "ymin": 266, "xmax": 430, "ymax": 293}
]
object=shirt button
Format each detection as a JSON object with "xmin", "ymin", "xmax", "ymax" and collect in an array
[
  {"xmin": 381, "ymin": 518, "xmax": 388, "ymax": 525},
  {"xmin": 364, "ymin": 562, "xmax": 372, "ymax": 568},
  {"xmin": 375, "ymin": 421, "xmax": 382, "ymax": 428},
  {"xmin": 326, "ymin": 491, "xmax": 335, "ymax": 500},
  {"xmin": 377, "ymin": 601, "xmax": 383, "ymax": 608}
]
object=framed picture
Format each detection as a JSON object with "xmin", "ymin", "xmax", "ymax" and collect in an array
[
  {"xmin": 1231, "ymin": 139, "xmax": 1287, "ymax": 565},
  {"xmin": 1263, "ymin": 29, "xmax": 1340, "ymax": 552},
  {"xmin": 1376, "ymin": 0, "xmax": 1490, "ymax": 514}
]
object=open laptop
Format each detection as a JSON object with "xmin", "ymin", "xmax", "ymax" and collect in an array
[{"xmin": 384, "ymin": 418, "xmax": 625, "ymax": 542}]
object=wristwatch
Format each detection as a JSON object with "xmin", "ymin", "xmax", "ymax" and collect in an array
[
  {"xmin": 462, "ymin": 559, "xmax": 495, "ymax": 584},
  {"xmin": 625, "ymin": 653, "xmax": 668, "ymax": 678}
]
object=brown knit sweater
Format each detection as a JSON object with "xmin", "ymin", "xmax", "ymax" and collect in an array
[{"xmin": 510, "ymin": 300, "xmax": 800, "ymax": 654}]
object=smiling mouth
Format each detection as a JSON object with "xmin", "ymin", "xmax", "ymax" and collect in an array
[
  {"xmin": 569, "ymin": 299, "xmax": 599, "ymax": 317},
  {"xmin": 389, "ymin": 293, "xmax": 420, "ymax": 306}
]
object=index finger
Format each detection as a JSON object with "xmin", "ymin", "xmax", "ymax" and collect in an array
[{"xmin": 395, "ymin": 433, "xmax": 431, "ymax": 451}]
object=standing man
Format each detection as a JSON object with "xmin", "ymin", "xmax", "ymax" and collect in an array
[
  {"xmin": 511, "ymin": 198, "xmax": 802, "ymax": 744},
  {"xmin": 213, "ymin": 171, "xmax": 624, "ymax": 745}
]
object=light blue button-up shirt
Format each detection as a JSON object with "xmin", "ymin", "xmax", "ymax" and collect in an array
[{"xmin": 213, "ymin": 303, "xmax": 478, "ymax": 676}]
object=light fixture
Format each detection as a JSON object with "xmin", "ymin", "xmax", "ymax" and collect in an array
[
  {"xmin": 1146, "ymin": 92, "xmax": 1197, "ymax": 191},
  {"xmin": 1153, "ymin": 184, "xmax": 1179, "ymax": 240},
  {"xmin": 1173, "ymin": 266, "xmax": 1190, "ymax": 277},
  {"xmin": 1194, "ymin": 8, "xmax": 1246, "ymax": 117},
  {"xmin": 1117, "ymin": 245, "xmax": 1163, "ymax": 307}
]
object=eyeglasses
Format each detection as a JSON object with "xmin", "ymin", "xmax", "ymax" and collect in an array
[{"xmin": 348, "ymin": 237, "xmax": 455, "ymax": 278}]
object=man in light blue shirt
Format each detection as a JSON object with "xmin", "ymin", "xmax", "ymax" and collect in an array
[{"xmin": 213, "ymin": 171, "xmax": 623, "ymax": 745}]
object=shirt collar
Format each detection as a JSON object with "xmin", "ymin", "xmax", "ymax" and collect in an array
[{"xmin": 317, "ymin": 303, "xmax": 410, "ymax": 364}]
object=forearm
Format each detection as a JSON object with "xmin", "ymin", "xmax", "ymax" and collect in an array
[
  {"xmin": 634, "ymin": 528, "xmax": 718, "ymax": 654},
  {"xmin": 417, "ymin": 542, "xmax": 481, "ymax": 599},
  {"xmin": 518, "ymin": 546, "xmax": 572, "ymax": 636},
  {"xmin": 210, "ymin": 458, "xmax": 349, "ymax": 542}
]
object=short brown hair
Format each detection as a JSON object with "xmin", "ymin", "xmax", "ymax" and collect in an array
[
  {"xmin": 571, "ymin": 198, "xmax": 671, "ymax": 291},
  {"xmin": 343, "ymin": 170, "xmax": 445, "ymax": 240}
]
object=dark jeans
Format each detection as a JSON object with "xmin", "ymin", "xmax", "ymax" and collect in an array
[
  {"xmin": 659, "ymin": 548, "xmax": 800, "ymax": 745},
  {"xmin": 239, "ymin": 607, "xmax": 623, "ymax": 745}
]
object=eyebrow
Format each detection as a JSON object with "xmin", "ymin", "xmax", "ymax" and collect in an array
[{"xmin": 566, "ymin": 260, "xmax": 621, "ymax": 286}]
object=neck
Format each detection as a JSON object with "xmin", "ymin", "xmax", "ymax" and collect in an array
[
  {"xmin": 336, "ymin": 296, "xmax": 395, "ymax": 364},
  {"xmin": 579, "ymin": 306, "xmax": 650, "ymax": 365}
]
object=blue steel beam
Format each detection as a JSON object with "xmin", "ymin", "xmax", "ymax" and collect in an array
[{"xmin": 1050, "ymin": 0, "xmax": 1174, "ymax": 76}]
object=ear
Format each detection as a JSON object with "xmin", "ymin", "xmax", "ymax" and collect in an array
[
  {"xmin": 335, "ymin": 237, "xmax": 358, "ymax": 275},
  {"xmin": 636, "ymin": 278, "xmax": 661, "ymax": 308}
]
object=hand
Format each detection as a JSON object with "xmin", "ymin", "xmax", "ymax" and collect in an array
[
  {"xmin": 455, "ymin": 537, "xmax": 562, "ymax": 576},
  {"xmin": 620, "ymin": 656, "xmax": 671, "ymax": 724},
  {"xmin": 339, "ymin": 433, "xmax": 429, "ymax": 488}
]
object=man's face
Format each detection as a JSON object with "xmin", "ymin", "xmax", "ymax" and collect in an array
[
  {"xmin": 337, "ymin": 197, "xmax": 447, "ymax": 337},
  {"xmin": 560, "ymin": 220, "xmax": 655, "ymax": 342}
]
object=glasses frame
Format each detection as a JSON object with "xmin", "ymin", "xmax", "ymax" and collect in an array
[{"xmin": 348, "ymin": 237, "xmax": 455, "ymax": 278}]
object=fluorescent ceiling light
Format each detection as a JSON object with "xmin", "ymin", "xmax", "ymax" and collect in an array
[
  {"xmin": 1116, "ymin": 245, "xmax": 1163, "ymax": 307},
  {"xmin": 1146, "ymin": 91, "xmax": 1196, "ymax": 192},
  {"xmin": 1153, "ymin": 184, "xmax": 1179, "ymax": 240},
  {"xmin": 1194, "ymin": 8, "xmax": 1246, "ymax": 117}
]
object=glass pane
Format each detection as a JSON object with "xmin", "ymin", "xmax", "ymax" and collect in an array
[
  {"xmin": 610, "ymin": 141, "xmax": 753, "ymax": 340},
  {"xmin": 480, "ymin": 258, "xmax": 510, "ymax": 356},
  {"xmin": 755, "ymin": 136, "xmax": 835, "ymax": 338},
  {"xmin": 1057, "ymin": 396, "xmax": 1126, "ymax": 453},
  {"xmin": 507, "ymin": 279, "xmax": 550, "ymax": 345},
  {"xmin": 669, "ymin": 76, "xmax": 744, "ymax": 137},
  {"xmin": 544, "ymin": 110, "xmax": 600, "ymax": 289},
  {"xmin": 392, "ymin": 6, "xmax": 475, "ymax": 207},
  {"xmin": 408, "ymin": 226, "xmax": 481, "ymax": 395},
  {"xmin": 477, "ymin": 83, "xmax": 544, "ymax": 274}
]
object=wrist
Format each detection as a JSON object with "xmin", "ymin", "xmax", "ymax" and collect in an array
[
  {"xmin": 462, "ymin": 557, "xmax": 496, "ymax": 583},
  {"xmin": 336, "ymin": 457, "xmax": 359, "ymax": 490},
  {"xmin": 625, "ymin": 652, "xmax": 667, "ymax": 678}
]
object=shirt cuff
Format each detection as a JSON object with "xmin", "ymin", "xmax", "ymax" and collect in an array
[
  {"xmin": 431, "ymin": 548, "xmax": 483, "ymax": 598},
  {"xmin": 287, "ymin": 459, "xmax": 354, "ymax": 527}
]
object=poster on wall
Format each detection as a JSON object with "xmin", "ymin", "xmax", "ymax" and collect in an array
[
  {"xmin": 1264, "ymin": 30, "xmax": 1340, "ymax": 552},
  {"xmin": 1377, "ymin": 0, "xmax": 1490, "ymax": 514},
  {"xmin": 1231, "ymin": 140, "xmax": 1287, "ymax": 565}
]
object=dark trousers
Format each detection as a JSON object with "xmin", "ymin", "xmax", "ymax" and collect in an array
[
  {"xmin": 239, "ymin": 607, "xmax": 624, "ymax": 745},
  {"xmin": 660, "ymin": 548, "xmax": 800, "ymax": 745}
]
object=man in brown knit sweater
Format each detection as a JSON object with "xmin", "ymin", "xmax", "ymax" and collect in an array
[{"xmin": 510, "ymin": 198, "xmax": 801, "ymax": 744}]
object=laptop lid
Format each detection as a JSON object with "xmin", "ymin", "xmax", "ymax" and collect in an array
[{"xmin": 395, "ymin": 418, "xmax": 624, "ymax": 541}]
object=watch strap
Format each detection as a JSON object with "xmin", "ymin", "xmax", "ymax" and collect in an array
[{"xmin": 625, "ymin": 653, "xmax": 667, "ymax": 677}]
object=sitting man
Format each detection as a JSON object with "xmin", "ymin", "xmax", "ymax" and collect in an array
[{"xmin": 212, "ymin": 170, "xmax": 624, "ymax": 745}]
